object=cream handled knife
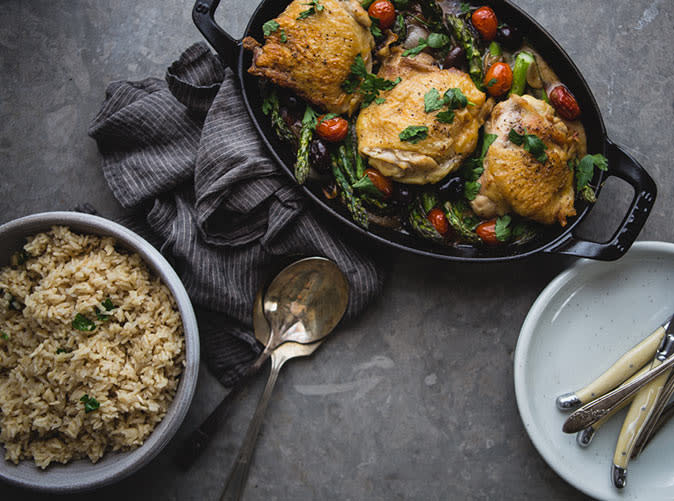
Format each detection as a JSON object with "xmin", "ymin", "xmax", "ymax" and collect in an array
[
  {"xmin": 611, "ymin": 316, "xmax": 674, "ymax": 489},
  {"xmin": 556, "ymin": 325, "xmax": 666, "ymax": 411}
]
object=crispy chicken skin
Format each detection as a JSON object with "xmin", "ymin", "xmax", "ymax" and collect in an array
[
  {"xmin": 243, "ymin": 0, "xmax": 374, "ymax": 115},
  {"xmin": 472, "ymin": 94, "xmax": 587, "ymax": 226},
  {"xmin": 355, "ymin": 48, "xmax": 494, "ymax": 184}
]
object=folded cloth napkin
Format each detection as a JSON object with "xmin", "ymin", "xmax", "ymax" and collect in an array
[{"xmin": 89, "ymin": 43, "xmax": 386, "ymax": 387}]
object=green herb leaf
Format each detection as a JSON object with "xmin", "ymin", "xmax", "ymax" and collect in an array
[
  {"xmin": 94, "ymin": 307, "xmax": 111, "ymax": 322},
  {"xmin": 101, "ymin": 298, "xmax": 116, "ymax": 311},
  {"xmin": 402, "ymin": 38, "xmax": 429, "ymax": 57},
  {"xmin": 464, "ymin": 181, "xmax": 481, "ymax": 201},
  {"xmin": 72, "ymin": 313, "xmax": 96, "ymax": 332},
  {"xmin": 317, "ymin": 113, "xmax": 339, "ymax": 125},
  {"xmin": 80, "ymin": 394, "xmax": 100, "ymax": 413},
  {"xmin": 399, "ymin": 125, "xmax": 429, "ymax": 144},
  {"xmin": 370, "ymin": 17, "xmax": 383, "ymax": 38},
  {"xmin": 508, "ymin": 128, "xmax": 548, "ymax": 163},
  {"xmin": 262, "ymin": 20, "xmax": 280, "ymax": 36},
  {"xmin": 481, "ymin": 134, "xmax": 498, "ymax": 158},
  {"xmin": 341, "ymin": 54, "xmax": 401, "ymax": 107},
  {"xmin": 0, "ymin": 331, "xmax": 8, "ymax": 341},
  {"xmin": 436, "ymin": 110, "xmax": 456, "ymax": 123},
  {"xmin": 443, "ymin": 88, "xmax": 471, "ymax": 109},
  {"xmin": 301, "ymin": 106, "xmax": 318, "ymax": 128},
  {"xmin": 56, "ymin": 347, "xmax": 72, "ymax": 354},
  {"xmin": 353, "ymin": 174, "xmax": 383, "ymax": 198},
  {"xmin": 374, "ymin": 97, "xmax": 386, "ymax": 105},
  {"xmin": 297, "ymin": 1, "xmax": 324, "ymax": 20},
  {"xmin": 575, "ymin": 154, "xmax": 608, "ymax": 192},
  {"xmin": 460, "ymin": 2, "xmax": 471, "ymax": 14},
  {"xmin": 486, "ymin": 78, "xmax": 498, "ymax": 88},
  {"xmin": 427, "ymin": 32, "xmax": 450, "ymax": 49},
  {"xmin": 495, "ymin": 215, "xmax": 512, "ymax": 242},
  {"xmin": 424, "ymin": 88, "xmax": 444, "ymax": 113},
  {"xmin": 280, "ymin": 30, "xmax": 288, "ymax": 43}
]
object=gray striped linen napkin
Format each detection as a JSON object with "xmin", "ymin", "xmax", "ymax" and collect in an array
[{"xmin": 88, "ymin": 43, "xmax": 386, "ymax": 386}]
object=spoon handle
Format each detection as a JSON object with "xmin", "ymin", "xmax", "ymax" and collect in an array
[{"xmin": 220, "ymin": 353, "xmax": 286, "ymax": 501}]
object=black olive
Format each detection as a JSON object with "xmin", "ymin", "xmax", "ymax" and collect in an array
[
  {"xmin": 393, "ymin": 183, "xmax": 416, "ymax": 205},
  {"xmin": 443, "ymin": 46, "xmax": 466, "ymax": 69},
  {"xmin": 496, "ymin": 24, "xmax": 523, "ymax": 52},
  {"xmin": 436, "ymin": 175, "xmax": 465, "ymax": 201},
  {"xmin": 309, "ymin": 139, "xmax": 331, "ymax": 173}
]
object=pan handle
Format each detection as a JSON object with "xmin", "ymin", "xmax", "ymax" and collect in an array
[
  {"xmin": 544, "ymin": 140, "xmax": 657, "ymax": 260},
  {"xmin": 192, "ymin": 0, "xmax": 240, "ymax": 68}
]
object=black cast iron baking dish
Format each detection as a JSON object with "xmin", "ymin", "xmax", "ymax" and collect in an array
[{"xmin": 192, "ymin": 0, "xmax": 656, "ymax": 262}]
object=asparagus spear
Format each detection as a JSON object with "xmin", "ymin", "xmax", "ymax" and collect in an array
[
  {"xmin": 331, "ymin": 153, "xmax": 369, "ymax": 228},
  {"xmin": 446, "ymin": 14, "xmax": 484, "ymax": 88},
  {"xmin": 295, "ymin": 106, "xmax": 317, "ymax": 184},
  {"xmin": 262, "ymin": 89, "xmax": 296, "ymax": 146},
  {"xmin": 338, "ymin": 144, "xmax": 358, "ymax": 185},
  {"xmin": 408, "ymin": 193, "xmax": 443, "ymax": 242},
  {"xmin": 509, "ymin": 51, "xmax": 535, "ymax": 96},
  {"xmin": 443, "ymin": 201, "xmax": 480, "ymax": 243}
]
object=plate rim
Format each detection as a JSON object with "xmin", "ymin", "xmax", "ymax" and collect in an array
[{"xmin": 513, "ymin": 240, "xmax": 674, "ymax": 500}]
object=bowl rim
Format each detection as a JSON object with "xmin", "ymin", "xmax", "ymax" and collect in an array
[
  {"xmin": 513, "ymin": 240, "xmax": 674, "ymax": 499},
  {"xmin": 0, "ymin": 211, "xmax": 200, "ymax": 493}
]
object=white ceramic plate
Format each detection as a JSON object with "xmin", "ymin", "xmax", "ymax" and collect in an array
[{"xmin": 514, "ymin": 242, "xmax": 674, "ymax": 501}]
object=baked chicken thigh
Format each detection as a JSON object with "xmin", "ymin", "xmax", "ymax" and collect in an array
[
  {"xmin": 356, "ymin": 48, "xmax": 493, "ymax": 184},
  {"xmin": 471, "ymin": 94, "xmax": 586, "ymax": 226},
  {"xmin": 243, "ymin": 0, "xmax": 374, "ymax": 115}
]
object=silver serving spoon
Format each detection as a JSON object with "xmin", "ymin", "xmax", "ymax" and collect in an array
[
  {"xmin": 219, "ymin": 257, "xmax": 350, "ymax": 501},
  {"xmin": 247, "ymin": 256, "xmax": 350, "ymax": 373}
]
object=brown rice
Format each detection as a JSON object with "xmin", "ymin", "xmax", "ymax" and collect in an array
[{"xmin": 0, "ymin": 226, "xmax": 184, "ymax": 468}]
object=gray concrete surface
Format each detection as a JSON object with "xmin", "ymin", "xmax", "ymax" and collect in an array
[{"xmin": 0, "ymin": 1, "xmax": 672, "ymax": 499}]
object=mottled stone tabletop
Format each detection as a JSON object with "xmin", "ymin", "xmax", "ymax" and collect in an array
[{"xmin": 1, "ymin": 1, "xmax": 672, "ymax": 500}]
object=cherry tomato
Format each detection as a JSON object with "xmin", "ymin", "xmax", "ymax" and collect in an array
[
  {"xmin": 476, "ymin": 219, "xmax": 500, "ymax": 245},
  {"xmin": 368, "ymin": 0, "xmax": 396, "ymax": 30},
  {"xmin": 365, "ymin": 168, "xmax": 393, "ymax": 199},
  {"xmin": 316, "ymin": 115, "xmax": 348, "ymax": 142},
  {"xmin": 484, "ymin": 62, "xmax": 513, "ymax": 97},
  {"xmin": 471, "ymin": 6, "xmax": 498, "ymax": 41},
  {"xmin": 428, "ymin": 208, "xmax": 450, "ymax": 236}
]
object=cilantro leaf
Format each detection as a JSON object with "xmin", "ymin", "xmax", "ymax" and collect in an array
[
  {"xmin": 101, "ymin": 298, "xmax": 116, "ymax": 311},
  {"xmin": 72, "ymin": 313, "xmax": 96, "ymax": 332},
  {"xmin": 262, "ymin": 20, "xmax": 279, "ymax": 36},
  {"xmin": 370, "ymin": 17, "xmax": 383, "ymax": 38},
  {"xmin": 56, "ymin": 347, "xmax": 72, "ymax": 354},
  {"xmin": 342, "ymin": 56, "xmax": 401, "ymax": 107},
  {"xmin": 424, "ymin": 88, "xmax": 444, "ymax": 113},
  {"xmin": 399, "ymin": 126, "xmax": 429, "ymax": 144},
  {"xmin": 403, "ymin": 38, "xmax": 429, "ymax": 57},
  {"xmin": 436, "ymin": 110, "xmax": 456, "ymax": 123},
  {"xmin": 464, "ymin": 181, "xmax": 481, "ymax": 201},
  {"xmin": 280, "ymin": 30, "xmax": 288, "ymax": 43},
  {"xmin": 481, "ymin": 134, "xmax": 498, "ymax": 157},
  {"xmin": 80, "ymin": 394, "xmax": 100, "ymax": 413},
  {"xmin": 0, "ymin": 331, "xmax": 8, "ymax": 341},
  {"xmin": 575, "ymin": 154, "xmax": 609, "ymax": 192},
  {"xmin": 353, "ymin": 174, "xmax": 384, "ymax": 198},
  {"xmin": 297, "ymin": 1, "xmax": 323, "ymax": 20},
  {"xmin": 443, "ymin": 88, "xmax": 472, "ymax": 109},
  {"xmin": 460, "ymin": 2, "xmax": 471, "ymax": 14},
  {"xmin": 94, "ymin": 306, "xmax": 111, "ymax": 322},
  {"xmin": 495, "ymin": 215, "xmax": 512, "ymax": 242},
  {"xmin": 508, "ymin": 128, "xmax": 548, "ymax": 163},
  {"xmin": 486, "ymin": 78, "xmax": 498, "ymax": 88}
]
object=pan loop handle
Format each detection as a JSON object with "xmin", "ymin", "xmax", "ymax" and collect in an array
[
  {"xmin": 544, "ymin": 140, "xmax": 656, "ymax": 260},
  {"xmin": 192, "ymin": 0, "xmax": 240, "ymax": 68}
]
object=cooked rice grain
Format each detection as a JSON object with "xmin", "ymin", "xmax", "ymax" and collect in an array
[{"xmin": 0, "ymin": 226, "xmax": 184, "ymax": 468}]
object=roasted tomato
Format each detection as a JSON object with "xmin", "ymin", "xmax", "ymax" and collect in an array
[
  {"xmin": 484, "ymin": 62, "xmax": 513, "ymax": 97},
  {"xmin": 365, "ymin": 168, "xmax": 394, "ymax": 198},
  {"xmin": 316, "ymin": 115, "xmax": 349, "ymax": 142},
  {"xmin": 476, "ymin": 219, "xmax": 500, "ymax": 245},
  {"xmin": 428, "ymin": 208, "xmax": 450, "ymax": 236},
  {"xmin": 368, "ymin": 0, "xmax": 396, "ymax": 30},
  {"xmin": 471, "ymin": 6, "xmax": 498, "ymax": 41}
]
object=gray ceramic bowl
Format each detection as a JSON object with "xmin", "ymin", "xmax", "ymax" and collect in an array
[{"xmin": 0, "ymin": 212, "xmax": 200, "ymax": 493}]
